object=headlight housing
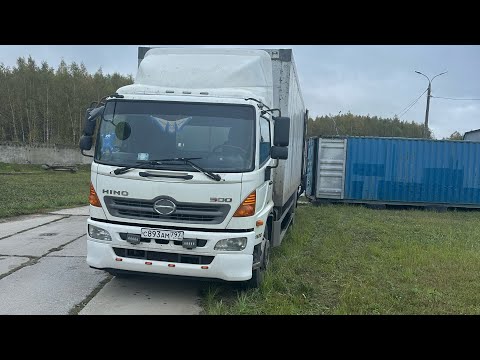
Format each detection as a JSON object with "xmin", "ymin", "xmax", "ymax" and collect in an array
[
  {"xmin": 214, "ymin": 237, "xmax": 247, "ymax": 251},
  {"xmin": 88, "ymin": 224, "xmax": 112, "ymax": 241}
]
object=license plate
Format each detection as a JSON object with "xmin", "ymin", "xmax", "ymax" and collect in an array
[{"xmin": 141, "ymin": 228, "xmax": 184, "ymax": 240}]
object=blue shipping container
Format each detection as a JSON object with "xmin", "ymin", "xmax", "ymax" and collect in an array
[{"xmin": 309, "ymin": 137, "xmax": 480, "ymax": 206}]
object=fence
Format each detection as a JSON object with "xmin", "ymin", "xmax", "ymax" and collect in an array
[{"xmin": 0, "ymin": 142, "xmax": 93, "ymax": 165}]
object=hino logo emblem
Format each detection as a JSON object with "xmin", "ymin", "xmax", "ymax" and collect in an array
[
  {"xmin": 153, "ymin": 199, "xmax": 176, "ymax": 215},
  {"xmin": 103, "ymin": 189, "xmax": 129, "ymax": 196}
]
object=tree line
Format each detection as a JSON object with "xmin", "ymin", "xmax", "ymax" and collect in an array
[
  {"xmin": 0, "ymin": 56, "xmax": 133, "ymax": 145},
  {"xmin": 308, "ymin": 113, "xmax": 464, "ymax": 140},
  {"xmin": 307, "ymin": 112, "xmax": 435, "ymax": 139}
]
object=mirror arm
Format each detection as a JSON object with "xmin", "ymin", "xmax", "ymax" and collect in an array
[
  {"xmin": 260, "ymin": 114, "xmax": 271, "ymax": 122},
  {"xmin": 267, "ymin": 158, "xmax": 279, "ymax": 170},
  {"xmin": 261, "ymin": 108, "xmax": 281, "ymax": 117},
  {"xmin": 81, "ymin": 149, "xmax": 93, "ymax": 158}
]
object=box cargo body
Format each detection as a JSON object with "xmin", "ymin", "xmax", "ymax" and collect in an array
[
  {"xmin": 306, "ymin": 137, "xmax": 480, "ymax": 207},
  {"xmin": 262, "ymin": 49, "xmax": 306, "ymax": 208}
]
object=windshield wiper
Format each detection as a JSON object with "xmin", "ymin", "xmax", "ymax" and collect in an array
[
  {"xmin": 113, "ymin": 160, "xmax": 164, "ymax": 175},
  {"xmin": 139, "ymin": 172, "xmax": 194, "ymax": 180},
  {"xmin": 154, "ymin": 157, "xmax": 222, "ymax": 181}
]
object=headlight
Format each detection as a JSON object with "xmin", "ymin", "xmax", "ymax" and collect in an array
[
  {"xmin": 88, "ymin": 224, "xmax": 112, "ymax": 241},
  {"xmin": 214, "ymin": 237, "xmax": 247, "ymax": 251}
]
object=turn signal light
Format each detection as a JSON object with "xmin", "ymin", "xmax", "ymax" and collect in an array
[
  {"xmin": 89, "ymin": 182, "xmax": 102, "ymax": 207},
  {"xmin": 233, "ymin": 191, "xmax": 256, "ymax": 217}
]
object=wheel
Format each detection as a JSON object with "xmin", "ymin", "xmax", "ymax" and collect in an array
[{"xmin": 244, "ymin": 233, "xmax": 271, "ymax": 289}]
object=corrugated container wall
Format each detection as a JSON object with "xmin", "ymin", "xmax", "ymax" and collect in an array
[
  {"xmin": 308, "ymin": 137, "xmax": 480, "ymax": 207},
  {"xmin": 263, "ymin": 49, "xmax": 306, "ymax": 207}
]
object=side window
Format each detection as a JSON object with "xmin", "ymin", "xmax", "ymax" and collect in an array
[{"xmin": 259, "ymin": 116, "xmax": 271, "ymax": 165}]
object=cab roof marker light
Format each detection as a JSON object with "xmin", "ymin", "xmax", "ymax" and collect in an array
[
  {"xmin": 168, "ymin": 264, "xmax": 175, "ymax": 267},
  {"xmin": 145, "ymin": 262, "xmax": 152, "ymax": 265}
]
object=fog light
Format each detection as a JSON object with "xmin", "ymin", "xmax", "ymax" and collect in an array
[
  {"xmin": 214, "ymin": 237, "xmax": 247, "ymax": 251},
  {"xmin": 88, "ymin": 224, "xmax": 112, "ymax": 241}
]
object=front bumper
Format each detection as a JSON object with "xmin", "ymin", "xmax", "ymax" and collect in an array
[{"xmin": 86, "ymin": 218, "xmax": 255, "ymax": 281}]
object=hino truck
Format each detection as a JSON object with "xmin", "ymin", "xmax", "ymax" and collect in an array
[{"xmin": 80, "ymin": 47, "xmax": 307, "ymax": 287}]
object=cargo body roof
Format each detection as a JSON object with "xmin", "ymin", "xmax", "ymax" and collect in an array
[{"xmin": 118, "ymin": 47, "xmax": 274, "ymax": 107}]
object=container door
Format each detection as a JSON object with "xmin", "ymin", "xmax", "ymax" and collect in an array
[{"xmin": 315, "ymin": 138, "xmax": 347, "ymax": 199}]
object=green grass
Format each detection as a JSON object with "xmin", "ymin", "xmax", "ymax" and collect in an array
[
  {"xmin": 201, "ymin": 204, "xmax": 480, "ymax": 314},
  {"xmin": 0, "ymin": 163, "xmax": 91, "ymax": 219}
]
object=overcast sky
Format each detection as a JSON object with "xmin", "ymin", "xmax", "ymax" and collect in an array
[{"xmin": 0, "ymin": 45, "xmax": 478, "ymax": 139}]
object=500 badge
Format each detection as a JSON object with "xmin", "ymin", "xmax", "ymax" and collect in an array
[{"xmin": 210, "ymin": 197, "xmax": 232, "ymax": 203}]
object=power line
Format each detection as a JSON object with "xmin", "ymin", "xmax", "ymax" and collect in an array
[
  {"xmin": 396, "ymin": 88, "xmax": 428, "ymax": 118},
  {"xmin": 395, "ymin": 88, "xmax": 427, "ymax": 117},
  {"xmin": 431, "ymin": 96, "xmax": 480, "ymax": 101},
  {"xmin": 398, "ymin": 88, "xmax": 428, "ymax": 119}
]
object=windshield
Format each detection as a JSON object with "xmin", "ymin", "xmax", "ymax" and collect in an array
[{"xmin": 95, "ymin": 100, "xmax": 256, "ymax": 172}]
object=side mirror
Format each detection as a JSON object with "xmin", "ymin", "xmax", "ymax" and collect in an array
[
  {"xmin": 83, "ymin": 106, "xmax": 102, "ymax": 136},
  {"xmin": 273, "ymin": 116, "xmax": 290, "ymax": 147},
  {"xmin": 271, "ymin": 146, "xmax": 288, "ymax": 160},
  {"xmin": 84, "ymin": 121, "xmax": 96, "ymax": 137},
  {"xmin": 87, "ymin": 105, "xmax": 105, "ymax": 122},
  {"xmin": 80, "ymin": 135, "xmax": 93, "ymax": 151}
]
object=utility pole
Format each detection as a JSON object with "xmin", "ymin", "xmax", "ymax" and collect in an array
[
  {"xmin": 424, "ymin": 84, "xmax": 431, "ymax": 136},
  {"xmin": 415, "ymin": 70, "xmax": 447, "ymax": 138}
]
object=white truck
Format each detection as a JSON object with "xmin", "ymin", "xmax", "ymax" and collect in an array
[{"xmin": 80, "ymin": 47, "xmax": 307, "ymax": 287}]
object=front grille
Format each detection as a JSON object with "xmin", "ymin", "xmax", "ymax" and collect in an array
[
  {"xmin": 113, "ymin": 247, "xmax": 214, "ymax": 265},
  {"xmin": 105, "ymin": 196, "xmax": 230, "ymax": 224}
]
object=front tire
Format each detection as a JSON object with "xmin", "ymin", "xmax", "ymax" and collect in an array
[{"xmin": 244, "ymin": 235, "xmax": 271, "ymax": 289}]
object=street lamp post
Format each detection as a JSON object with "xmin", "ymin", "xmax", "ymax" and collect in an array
[{"xmin": 415, "ymin": 70, "xmax": 447, "ymax": 138}]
